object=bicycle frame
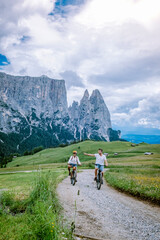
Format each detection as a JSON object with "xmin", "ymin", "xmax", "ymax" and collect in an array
[{"xmin": 95, "ymin": 164, "xmax": 104, "ymax": 190}]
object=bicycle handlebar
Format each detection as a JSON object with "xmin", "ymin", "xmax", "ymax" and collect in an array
[{"xmin": 94, "ymin": 164, "xmax": 104, "ymax": 166}]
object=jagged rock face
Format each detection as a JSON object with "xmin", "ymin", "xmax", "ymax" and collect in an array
[
  {"xmin": 0, "ymin": 72, "xmax": 68, "ymax": 121},
  {"xmin": 69, "ymin": 89, "xmax": 115, "ymax": 141},
  {"xmin": 0, "ymin": 72, "xmax": 120, "ymax": 155},
  {"xmin": 0, "ymin": 72, "xmax": 74, "ymax": 153}
]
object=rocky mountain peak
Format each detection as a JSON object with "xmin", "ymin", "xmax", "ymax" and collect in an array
[
  {"xmin": 69, "ymin": 89, "xmax": 120, "ymax": 142},
  {"xmin": 91, "ymin": 89, "xmax": 101, "ymax": 97},
  {"xmin": 0, "ymin": 72, "xmax": 121, "ymax": 155},
  {"xmin": 68, "ymin": 101, "xmax": 79, "ymax": 120},
  {"xmin": 81, "ymin": 89, "xmax": 89, "ymax": 102}
]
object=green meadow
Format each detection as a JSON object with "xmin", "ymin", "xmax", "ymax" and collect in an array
[
  {"xmin": 0, "ymin": 140, "xmax": 160, "ymax": 239},
  {"xmin": 7, "ymin": 140, "xmax": 160, "ymax": 167},
  {"xmin": 0, "ymin": 168, "xmax": 73, "ymax": 240},
  {"xmin": 3, "ymin": 141, "xmax": 160, "ymax": 204}
]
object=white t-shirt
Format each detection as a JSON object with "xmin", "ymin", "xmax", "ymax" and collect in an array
[
  {"xmin": 94, "ymin": 154, "xmax": 106, "ymax": 165},
  {"xmin": 68, "ymin": 156, "xmax": 81, "ymax": 165}
]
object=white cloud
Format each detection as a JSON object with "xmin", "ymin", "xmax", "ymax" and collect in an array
[
  {"xmin": 112, "ymin": 94, "xmax": 160, "ymax": 129},
  {"xmin": 75, "ymin": 0, "xmax": 160, "ymax": 28},
  {"xmin": 1, "ymin": 0, "xmax": 160, "ymax": 130}
]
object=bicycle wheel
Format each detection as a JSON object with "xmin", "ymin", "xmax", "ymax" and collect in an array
[
  {"xmin": 72, "ymin": 171, "xmax": 76, "ymax": 186},
  {"xmin": 97, "ymin": 171, "xmax": 101, "ymax": 190},
  {"xmin": 70, "ymin": 175, "xmax": 73, "ymax": 184}
]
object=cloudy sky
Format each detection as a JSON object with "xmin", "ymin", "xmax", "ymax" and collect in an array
[{"xmin": 0, "ymin": 0, "xmax": 160, "ymax": 134}]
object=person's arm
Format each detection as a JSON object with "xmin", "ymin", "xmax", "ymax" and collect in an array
[
  {"xmin": 68, "ymin": 156, "xmax": 72, "ymax": 164},
  {"xmin": 84, "ymin": 153, "xmax": 95, "ymax": 157},
  {"xmin": 104, "ymin": 158, "xmax": 108, "ymax": 167},
  {"xmin": 77, "ymin": 157, "xmax": 81, "ymax": 165}
]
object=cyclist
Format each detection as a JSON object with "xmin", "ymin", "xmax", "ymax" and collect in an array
[
  {"xmin": 84, "ymin": 148, "xmax": 108, "ymax": 182},
  {"xmin": 68, "ymin": 151, "xmax": 81, "ymax": 180}
]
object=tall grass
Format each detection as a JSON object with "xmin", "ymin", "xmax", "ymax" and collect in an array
[
  {"xmin": 0, "ymin": 171, "xmax": 73, "ymax": 240},
  {"xmin": 105, "ymin": 168, "xmax": 160, "ymax": 205}
]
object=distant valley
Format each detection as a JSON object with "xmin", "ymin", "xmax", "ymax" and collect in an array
[{"xmin": 122, "ymin": 134, "xmax": 160, "ymax": 144}]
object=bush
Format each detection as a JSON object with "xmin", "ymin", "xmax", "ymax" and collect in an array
[
  {"xmin": 33, "ymin": 146, "xmax": 44, "ymax": 154},
  {"xmin": 24, "ymin": 151, "xmax": 29, "ymax": 156},
  {"xmin": 0, "ymin": 154, "xmax": 13, "ymax": 168},
  {"xmin": 59, "ymin": 143, "xmax": 68, "ymax": 148}
]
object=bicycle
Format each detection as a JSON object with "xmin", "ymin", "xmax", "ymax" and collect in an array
[
  {"xmin": 70, "ymin": 167, "xmax": 77, "ymax": 186},
  {"xmin": 95, "ymin": 164, "xmax": 104, "ymax": 190}
]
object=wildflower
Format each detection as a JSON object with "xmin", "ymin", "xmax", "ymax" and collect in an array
[{"xmin": 51, "ymin": 230, "xmax": 53, "ymax": 232}]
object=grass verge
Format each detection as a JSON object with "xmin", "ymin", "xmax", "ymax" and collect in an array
[
  {"xmin": 0, "ymin": 170, "xmax": 73, "ymax": 240},
  {"xmin": 105, "ymin": 168, "xmax": 160, "ymax": 205}
]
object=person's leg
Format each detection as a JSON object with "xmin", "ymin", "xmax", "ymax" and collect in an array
[
  {"xmin": 100, "ymin": 165, "xmax": 104, "ymax": 184},
  {"xmin": 100, "ymin": 165, "xmax": 104, "ymax": 177},
  {"xmin": 68, "ymin": 164, "xmax": 72, "ymax": 175},
  {"xmin": 94, "ymin": 168, "xmax": 98, "ymax": 180}
]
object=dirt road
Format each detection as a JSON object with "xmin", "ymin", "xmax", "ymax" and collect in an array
[{"xmin": 57, "ymin": 170, "xmax": 160, "ymax": 240}]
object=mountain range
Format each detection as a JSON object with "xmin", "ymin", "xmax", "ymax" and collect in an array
[{"xmin": 0, "ymin": 72, "xmax": 121, "ymax": 155}]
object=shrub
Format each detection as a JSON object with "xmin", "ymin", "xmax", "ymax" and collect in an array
[
  {"xmin": 59, "ymin": 143, "xmax": 68, "ymax": 148},
  {"xmin": 33, "ymin": 146, "xmax": 44, "ymax": 154},
  {"xmin": 24, "ymin": 151, "xmax": 29, "ymax": 156}
]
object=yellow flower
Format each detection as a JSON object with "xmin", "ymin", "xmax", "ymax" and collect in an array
[
  {"xmin": 52, "ymin": 226, "xmax": 54, "ymax": 228},
  {"xmin": 52, "ymin": 222, "xmax": 54, "ymax": 225},
  {"xmin": 51, "ymin": 230, "xmax": 53, "ymax": 232}
]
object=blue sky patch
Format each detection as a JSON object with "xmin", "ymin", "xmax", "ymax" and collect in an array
[
  {"xmin": 50, "ymin": 0, "xmax": 86, "ymax": 16},
  {"xmin": 20, "ymin": 35, "xmax": 31, "ymax": 42},
  {"xmin": 0, "ymin": 54, "xmax": 10, "ymax": 66}
]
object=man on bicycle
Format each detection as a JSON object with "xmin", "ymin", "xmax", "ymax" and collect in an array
[
  {"xmin": 84, "ymin": 148, "xmax": 108, "ymax": 182},
  {"xmin": 68, "ymin": 151, "xmax": 81, "ymax": 180}
]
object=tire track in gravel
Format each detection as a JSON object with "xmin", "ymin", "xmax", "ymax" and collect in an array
[{"xmin": 57, "ymin": 170, "xmax": 160, "ymax": 240}]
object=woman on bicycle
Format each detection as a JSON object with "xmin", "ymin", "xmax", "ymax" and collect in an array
[
  {"xmin": 84, "ymin": 148, "xmax": 108, "ymax": 182},
  {"xmin": 68, "ymin": 151, "xmax": 81, "ymax": 179}
]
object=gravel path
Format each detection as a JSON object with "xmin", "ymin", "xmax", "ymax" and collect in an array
[{"xmin": 57, "ymin": 170, "xmax": 160, "ymax": 240}]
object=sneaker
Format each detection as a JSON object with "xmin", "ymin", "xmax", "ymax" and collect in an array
[{"xmin": 94, "ymin": 177, "xmax": 97, "ymax": 181}]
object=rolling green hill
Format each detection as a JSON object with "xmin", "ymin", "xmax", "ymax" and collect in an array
[
  {"xmin": 2, "ymin": 140, "xmax": 160, "ymax": 205},
  {"xmin": 7, "ymin": 140, "xmax": 160, "ymax": 167}
]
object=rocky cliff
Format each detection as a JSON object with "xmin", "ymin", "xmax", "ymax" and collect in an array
[
  {"xmin": 69, "ymin": 89, "xmax": 117, "ymax": 141},
  {"xmin": 0, "ymin": 72, "xmax": 121, "ymax": 155}
]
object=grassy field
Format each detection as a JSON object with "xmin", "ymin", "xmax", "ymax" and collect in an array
[
  {"xmin": 99, "ymin": 142, "xmax": 160, "ymax": 204},
  {"xmin": 0, "ymin": 168, "xmax": 73, "ymax": 240},
  {"xmin": 7, "ymin": 140, "xmax": 132, "ymax": 166},
  {"xmin": 4, "ymin": 141, "xmax": 160, "ymax": 205},
  {"xmin": 0, "ymin": 140, "xmax": 160, "ymax": 239},
  {"xmin": 7, "ymin": 140, "xmax": 160, "ymax": 167},
  {"xmin": 105, "ymin": 167, "xmax": 160, "ymax": 204}
]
